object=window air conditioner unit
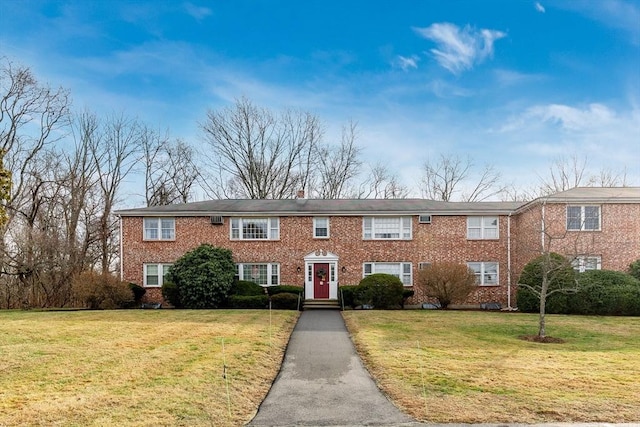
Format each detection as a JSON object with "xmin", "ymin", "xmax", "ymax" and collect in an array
[
  {"xmin": 418, "ymin": 215, "xmax": 432, "ymax": 224},
  {"xmin": 210, "ymin": 216, "xmax": 223, "ymax": 225}
]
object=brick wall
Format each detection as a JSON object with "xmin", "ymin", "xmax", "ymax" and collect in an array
[
  {"xmin": 121, "ymin": 202, "xmax": 640, "ymax": 308},
  {"xmin": 121, "ymin": 214, "xmax": 513, "ymax": 307}
]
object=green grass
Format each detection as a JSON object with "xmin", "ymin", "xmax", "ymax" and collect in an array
[
  {"xmin": 3, "ymin": 309, "xmax": 638, "ymax": 425},
  {"xmin": 342, "ymin": 310, "xmax": 640, "ymax": 424},
  {"xmin": 0, "ymin": 309, "xmax": 299, "ymax": 426}
]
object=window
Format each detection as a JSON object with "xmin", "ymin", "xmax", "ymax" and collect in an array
[
  {"xmin": 418, "ymin": 262, "xmax": 431, "ymax": 270},
  {"xmin": 144, "ymin": 218, "xmax": 175, "ymax": 240},
  {"xmin": 467, "ymin": 216, "xmax": 498, "ymax": 239},
  {"xmin": 467, "ymin": 262, "xmax": 499, "ymax": 286},
  {"xmin": 231, "ymin": 218, "xmax": 279, "ymax": 240},
  {"xmin": 363, "ymin": 217, "xmax": 412, "ymax": 240},
  {"xmin": 363, "ymin": 262, "xmax": 412, "ymax": 286},
  {"xmin": 237, "ymin": 263, "xmax": 280, "ymax": 286},
  {"xmin": 572, "ymin": 256, "xmax": 601, "ymax": 272},
  {"xmin": 144, "ymin": 263, "xmax": 172, "ymax": 287},
  {"xmin": 567, "ymin": 206, "xmax": 601, "ymax": 231},
  {"xmin": 313, "ymin": 217, "xmax": 329, "ymax": 238}
]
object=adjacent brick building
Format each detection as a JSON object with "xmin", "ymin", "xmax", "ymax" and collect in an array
[{"xmin": 115, "ymin": 187, "xmax": 640, "ymax": 308}]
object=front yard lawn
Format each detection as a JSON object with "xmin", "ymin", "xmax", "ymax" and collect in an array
[
  {"xmin": 343, "ymin": 310, "xmax": 640, "ymax": 424},
  {"xmin": 0, "ymin": 310, "xmax": 298, "ymax": 426}
]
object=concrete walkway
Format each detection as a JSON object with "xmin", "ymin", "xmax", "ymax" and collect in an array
[
  {"xmin": 247, "ymin": 310, "xmax": 637, "ymax": 427},
  {"xmin": 247, "ymin": 310, "xmax": 418, "ymax": 426}
]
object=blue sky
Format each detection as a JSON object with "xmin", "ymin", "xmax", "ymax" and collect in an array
[{"xmin": 1, "ymin": 0, "xmax": 639, "ymax": 199}]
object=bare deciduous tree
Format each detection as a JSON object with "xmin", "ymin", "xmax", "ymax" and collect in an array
[
  {"xmin": 420, "ymin": 154, "xmax": 504, "ymax": 201},
  {"xmin": 200, "ymin": 97, "xmax": 322, "ymax": 199},
  {"xmin": 310, "ymin": 120, "xmax": 362, "ymax": 199},
  {"xmin": 357, "ymin": 163, "xmax": 409, "ymax": 199},
  {"xmin": 142, "ymin": 128, "xmax": 199, "ymax": 206},
  {"xmin": 90, "ymin": 113, "xmax": 143, "ymax": 273},
  {"xmin": 536, "ymin": 154, "xmax": 629, "ymax": 197}
]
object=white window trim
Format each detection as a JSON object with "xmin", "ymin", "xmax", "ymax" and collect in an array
[
  {"xmin": 467, "ymin": 262, "xmax": 499, "ymax": 286},
  {"xmin": 236, "ymin": 263, "xmax": 280, "ymax": 286},
  {"xmin": 567, "ymin": 205, "xmax": 601, "ymax": 231},
  {"xmin": 466, "ymin": 216, "xmax": 499, "ymax": 240},
  {"xmin": 362, "ymin": 216, "xmax": 412, "ymax": 240},
  {"xmin": 363, "ymin": 262, "xmax": 413, "ymax": 286},
  {"xmin": 143, "ymin": 217, "xmax": 175, "ymax": 241},
  {"xmin": 313, "ymin": 217, "xmax": 330, "ymax": 239},
  {"xmin": 143, "ymin": 263, "xmax": 173, "ymax": 287},
  {"xmin": 230, "ymin": 217, "xmax": 280, "ymax": 240},
  {"xmin": 572, "ymin": 256, "xmax": 602, "ymax": 272}
]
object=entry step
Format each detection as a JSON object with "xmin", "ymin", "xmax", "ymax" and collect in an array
[{"xmin": 302, "ymin": 299, "xmax": 341, "ymax": 310}]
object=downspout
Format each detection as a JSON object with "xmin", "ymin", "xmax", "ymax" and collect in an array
[
  {"xmin": 118, "ymin": 215, "xmax": 123, "ymax": 281},
  {"xmin": 541, "ymin": 201, "xmax": 546, "ymax": 253},
  {"xmin": 507, "ymin": 212, "xmax": 512, "ymax": 309}
]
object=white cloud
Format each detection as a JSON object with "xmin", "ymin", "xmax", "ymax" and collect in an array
[
  {"xmin": 535, "ymin": 2, "xmax": 546, "ymax": 13},
  {"xmin": 395, "ymin": 55, "xmax": 420, "ymax": 71},
  {"xmin": 557, "ymin": 0, "xmax": 640, "ymax": 44},
  {"xmin": 413, "ymin": 23, "xmax": 506, "ymax": 74},
  {"xmin": 497, "ymin": 103, "xmax": 640, "ymax": 185},
  {"xmin": 184, "ymin": 2, "xmax": 212, "ymax": 21}
]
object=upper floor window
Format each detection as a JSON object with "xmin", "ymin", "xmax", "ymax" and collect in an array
[
  {"xmin": 237, "ymin": 263, "xmax": 280, "ymax": 286},
  {"xmin": 572, "ymin": 256, "xmax": 601, "ymax": 272},
  {"xmin": 363, "ymin": 216, "xmax": 412, "ymax": 240},
  {"xmin": 467, "ymin": 216, "xmax": 498, "ymax": 239},
  {"xmin": 363, "ymin": 262, "xmax": 412, "ymax": 286},
  {"xmin": 144, "ymin": 218, "xmax": 175, "ymax": 240},
  {"xmin": 144, "ymin": 263, "xmax": 172, "ymax": 287},
  {"xmin": 231, "ymin": 218, "xmax": 279, "ymax": 240},
  {"xmin": 467, "ymin": 262, "xmax": 498, "ymax": 286},
  {"xmin": 313, "ymin": 217, "xmax": 330, "ymax": 238},
  {"xmin": 567, "ymin": 206, "xmax": 600, "ymax": 231}
]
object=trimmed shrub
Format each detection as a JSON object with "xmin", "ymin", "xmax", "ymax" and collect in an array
[
  {"xmin": 415, "ymin": 262, "xmax": 476, "ymax": 309},
  {"xmin": 129, "ymin": 283, "xmax": 146, "ymax": 302},
  {"xmin": 339, "ymin": 285, "xmax": 358, "ymax": 308},
  {"xmin": 629, "ymin": 260, "xmax": 640, "ymax": 281},
  {"xmin": 402, "ymin": 289, "xmax": 415, "ymax": 309},
  {"xmin": 270, "ymin": 292, "xmax": 299, "ymax": 310},
  {"xmin": 228, "ymin": 295, "xmax": 269, "ymax": 309},
  {"xmin": 354, "ymin": 273, "xmax": 404, "ymax": 309},
  {"xmin": 167, "ymin": 244, "xmax": 236, "ymax": 309},
  {"xmin": 232, "ymin": 280, "xmax": 265, "ymax": 296},
  {"xmin": 571, "ymin": 270, "xmax": 640, "ymax": 315},
  {"xmin": 267, "ymin": 285, "xmax": 303, "ymax": 296},
  {"xmin": 516, "ymin": 253, "xmax": 577, "ymax": 313},
  {"xmin": 161, "ymin": 281, "xmax": 183, "ymax": 308},
  {"xmin": 72, "ymin": 271, "xmax": 134, "ymax": 309}
]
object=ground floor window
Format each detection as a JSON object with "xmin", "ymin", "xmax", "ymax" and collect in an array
[
  {"xmin": 237, "ymin": 263, "xmax": 280, "ymax": 286},
  {"xmin": 572, "ymin": 256, "xmax": 601, "ymax": 272},
  {"xmin": 143, "ymin": 263, "xmax": 173, "ymax": 287},
  {"xmin": 363, "ymin": 262, "xmax": 412, "ymax": 286},
  {"xmin": 467, "ymin": 262, "xmax": 498, "ymax": 286}
]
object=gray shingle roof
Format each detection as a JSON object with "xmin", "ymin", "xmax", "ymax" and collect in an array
[
  {"xmin": 114, "ymin": 188, "xmax": 640, "ymax": 217},
  {"xmin": 114, "ymin": 198, "xmax": 524, "ymax": 217},
  {"xmin": 515, "ymin": 187, "xmax": 640, "ymax": 213}
]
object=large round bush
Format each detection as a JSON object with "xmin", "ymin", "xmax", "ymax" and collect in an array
[
  {"xmin": 571, "ymin": 270, "xmax": 640, "ymax": 315},
  {"xmin": 516, "ymin": 253, "xmax": 577, "ymax": 313},
  {"xmin": 167, "ymin": 244, "xmax": 236, "ymax": 309},
  {"xmin": 354, "ymin": 273, "xmax": 404, "ymax": 309}
]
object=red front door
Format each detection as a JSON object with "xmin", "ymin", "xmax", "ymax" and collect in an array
[{"xmin": 313, "ymin": 263, "xmax": 330, "ymax": 299}]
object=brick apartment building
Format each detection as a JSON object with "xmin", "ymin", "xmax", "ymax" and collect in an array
[{"xmin": 115, "ymin": 187, "xmax": 640, "ymax": 309}]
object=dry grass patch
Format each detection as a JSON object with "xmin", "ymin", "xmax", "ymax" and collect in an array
[
  {"xmin": 0, "ymin": 309, "xmax": 299, "ymax": 426},
  {"xmin": 342, "ymin": 310, "xmax": 640, "ymax": 424}
]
